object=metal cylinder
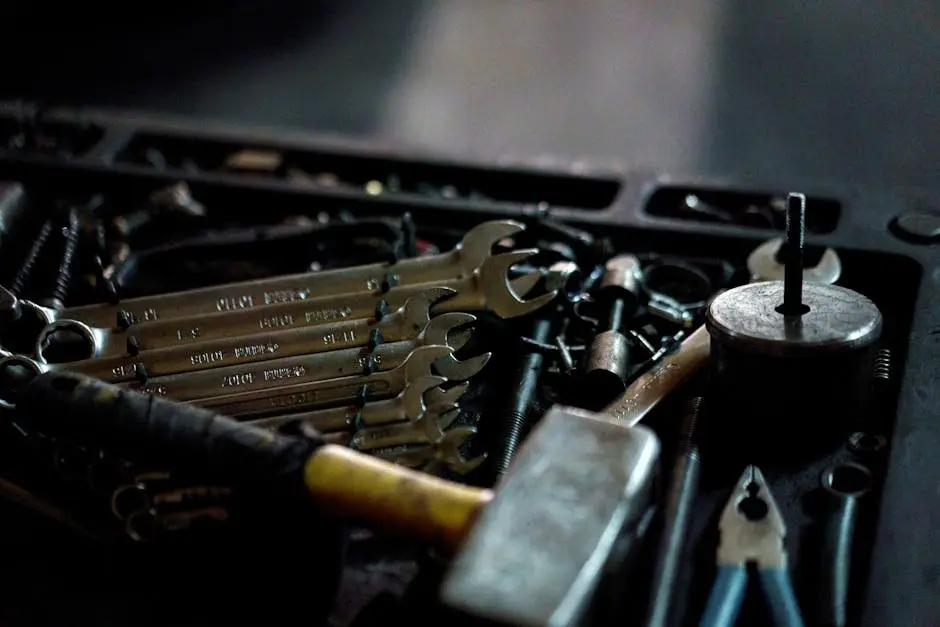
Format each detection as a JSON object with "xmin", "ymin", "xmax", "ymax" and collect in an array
[
  {"xmin": 581, "ymin": 255, "xmax": 641, "ymax": 408},
  {"xmin": 706, "ymin": 281, "xmax": 882, "ymax": 464}
]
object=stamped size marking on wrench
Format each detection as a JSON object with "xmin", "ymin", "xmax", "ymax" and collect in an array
[
  {"xmin": 38, "ymin": 251, "xmax": 551, "ymax": 362},
  {"xmin": 195, "ymin": 345, "xmax": 453, "ymax": 419},
  {"xmin": 56, "ymin": 220, "xmax": 528, "ymax": 327},
  {"xmin": 129, "ymin": 315, "xmax": 486, "ymax": 402}
]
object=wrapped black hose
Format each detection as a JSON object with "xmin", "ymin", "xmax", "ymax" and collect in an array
[{"xmin": 15, "ymin": 371, "xmax": 321, "ymax": 502}]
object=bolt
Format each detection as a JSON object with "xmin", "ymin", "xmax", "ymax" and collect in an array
[
  {"xmin": 486, "ymin": 315, "xmax": 555, "ymax": 480},
  {"xmin": 37, "ymin": 206, "xmax": 82, "ymax": 310},
  {"xmin": 8, "ymin": 218, "xmax": 54, "ymax": 297},
  {"xmin": 780, "ymin": 192, "xmax": 806, "ymax": 316}
]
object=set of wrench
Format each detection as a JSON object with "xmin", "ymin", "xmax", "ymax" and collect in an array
[{"xmin": 0, "ymin": 220, "xmax": 558, "ymax": 479}]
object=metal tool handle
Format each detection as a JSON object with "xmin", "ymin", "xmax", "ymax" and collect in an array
[
  {"xmin": 603, "ymin": 325, "xmax": 711, "ymax": 426},
  {"xmin": 759, "ymin": 568, "xmax": 806, "ymax": 627},
  {"xmin": 699, "ymin": 565, "xmax": 747, "ymax": 627}
]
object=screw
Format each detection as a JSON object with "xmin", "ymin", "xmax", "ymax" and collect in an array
[
  {"xmin": 36, "ymin": 206, "xmax": 82, "ymax": 310},
  {"xmin": 8, "ymin": 218, "xmax": 54, "ymax": 297},
  {"xmin": 486, "ymin": 315, "xmax": 555, "ymax": 480}
]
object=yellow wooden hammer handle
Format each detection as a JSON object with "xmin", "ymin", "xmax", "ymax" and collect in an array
[{"xmin": 304, "ymin": 445, "xmax": 493, "ymax": 550}]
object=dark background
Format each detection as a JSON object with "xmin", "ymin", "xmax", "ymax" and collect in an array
[{"xmin": 1, "ymin": 1, "xmax": 938, "ymax": 191}]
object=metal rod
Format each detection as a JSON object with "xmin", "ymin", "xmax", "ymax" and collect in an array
[{"xmin": 783, "ymin": 192, "xmax": 806, "ymax": 314}]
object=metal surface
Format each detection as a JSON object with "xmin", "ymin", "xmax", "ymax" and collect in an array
[
  {"xmin": 245, "ymin": 376, "xmax": 466, "ymax": 433},
  {"xmin": 441, "ymin": 406, "xmax": 660, "ymax": 627},
  {"xmin": 815, "ymin": 463, "xmax": 873, "ymax": 627},
  {"xmin": 598, "ymin": 254, "xmax": 642, "ymax": 294},
  {"xmin": 747, "ymin": 237, "xmax": 842, "ymax": 285},
  {"xmin": 194, "ymin": 345, "xmax": 452, "ymax": 418},
  {"xmin": 582, "ymin": 254, "xmax": 641, "ymax": 407},
  {"xmin": 706, "ymin": 282, "xmax": 882, "ymax": 356},
  {"xmin": 38, "ymin": 250, "xmax": 551, "ymax": 361},
  {"xmin": 59, "ymin": 219, "xmax": 527, "ymax": 327},
  {"xmin": 121, "ymin": 314, "xmax": 484, "ymax": 402}
]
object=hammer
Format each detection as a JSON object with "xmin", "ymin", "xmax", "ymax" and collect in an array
[{"xmin": 12, "ymin": 354, "xmax": 704, "ymax": 626}]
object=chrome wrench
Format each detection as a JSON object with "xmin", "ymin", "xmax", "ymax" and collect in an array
[
  {"xmin": 38, "ymin": 252, "xmax": 550, "ymax": 362},
  {"xmin": 350, "ymin": 406, "xmax": 462, "ymax": 452},
  {"xmin": 246, "ymin": 376, "xmax": 468, "ymax": 433},
  {"xmin": 57, "ymin": 220, "xmax": 528, "ymax": 327},
  {"xmin": 25, "ymin": 291, "xmax": 472, "ymax": 382},
  {"xmin": 194, "ymin": 345, "xmax": 453, "ymax": 419},
  {"xmin": 747, "ymin": 237, "xmax": 842, "ymax": 284},
  {"xmin": 374, "ymin": 426, "xmax": 485, "ymax": 476},
  {"xmin": 130, "ymin": 317, "xmax": 487, "ymax": 402}
]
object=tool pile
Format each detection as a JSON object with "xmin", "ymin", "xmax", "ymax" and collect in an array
[{"xmin": 0, "ymin": 145, "xmax": 910, "ymax": 626}]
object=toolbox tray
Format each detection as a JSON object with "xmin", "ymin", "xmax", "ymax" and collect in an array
[{"xmin": 0, "ymin": 102, "xmax": 936, "ymax": 627}]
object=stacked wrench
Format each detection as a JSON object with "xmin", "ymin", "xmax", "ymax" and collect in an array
[
  {"xmin": 5, "ymin": 289, "xmax": 479, "ymax": 388},
  {"xmin": 54, "ymin": 220, "xmax": 531, "ymax": 327},
  {"xmin": 35, "ymin": 247, "xmax": 552, "ymax": 362}
]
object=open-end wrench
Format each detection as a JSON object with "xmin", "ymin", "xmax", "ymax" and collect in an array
[
  {"xmin": 747, "ymin": 237, "xmax": 842, "ymax": 284},
  {"xmin": 121, "ymin": 314, "xmax": 486, "ymax": 401},
  {"xmin": 351, "ymin": 406, "xmax": 461, "ymax": 452},
  {"xmin": 34, "ymin": 289, "xmax": 469, "ymax": 378},
  {"xmin": 38, "ymin": 252, "xmax": 551, "ymax": 362},
  {"xmin": 36, "ymin": 286, "xmax": 460, "ymax": 363},
  {"xmin": 194, "ymin": 345, "xmax": 453, "ymax": 419},
  {"xmin": 245, "ymin": 376, "xmax": 468, "ymax": 433},
  {"xmin": 56, "ymin": 220, "xmax": 528, "ymax": 328},
  {"xmin": 374, "ymin": 426, "xmax": 485, "ymax": 476}
]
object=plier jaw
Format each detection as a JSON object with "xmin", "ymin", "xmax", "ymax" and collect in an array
[
  {"xmin": 717, "ymin": 465, "xmax": 788, "ymax": 569},
  {"xmin": 699, "ymin": 465, "xmax": 806, "ymax": 627}
]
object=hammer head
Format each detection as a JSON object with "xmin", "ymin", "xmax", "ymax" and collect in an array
[{"xmin": 440, "ymin": 406, "xmax": 660, "ymax": 626}]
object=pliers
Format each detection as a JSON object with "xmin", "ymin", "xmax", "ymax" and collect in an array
[{"xmin": 698, "ymin": 465, "xmax": 806, "ymax": 627}]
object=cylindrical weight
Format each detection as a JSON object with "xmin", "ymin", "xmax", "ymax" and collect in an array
[{"xmin": 706, "ymin": 281, "xmax": 882, "ymax": 465}]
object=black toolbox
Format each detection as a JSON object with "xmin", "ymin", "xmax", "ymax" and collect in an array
[{"xmin": 0, "ymin": 102, "xmax": 935, "ymax": 627}]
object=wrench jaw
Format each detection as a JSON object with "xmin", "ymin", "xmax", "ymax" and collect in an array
[
  {"xmin": 425, "ymin": 381, "xmax": 470, "ymax": 411},
  {"xmin": 747, "ymin": 238, "xmax": 842, "ymax": 285},
  {"xmin": 423, "ymin": 312, "xmax": 477, "ymax": 349},
  {"xmin": 508, "ymin": 271, "xmax": 543, "ymax": 300},
  {"xmin": 456, "ymin": 220, "xmax": 527, "ymax": 277},
  {"xmin": 401, "ymin": 375, "xmax": 448, "ymax": 420},
  {"xmin": 401, "ymin": 345, "xmax": 455, "ymax": 383},
  {"xmin": 35, "ymin": 319, "xmax": 103, "ymax": 364},
  {"xmin": 399, "ymin": 287, "xmax": 460, "ymax": 331},
  {"xmin": 481, "ymin": 249, "xmax": 558, "ymax": 319},
  {"xmin": 433, "ymin": 352, "xmax": 491, "ymax": 382}
]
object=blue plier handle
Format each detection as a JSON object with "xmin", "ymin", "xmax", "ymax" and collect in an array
[
  {"xmin": 700, "ymin": 565, "xmax": 804, "ymax": 627},
  {"xmin": 698, "ymin": 466, "xmax": 806, "ymax": 627}
]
